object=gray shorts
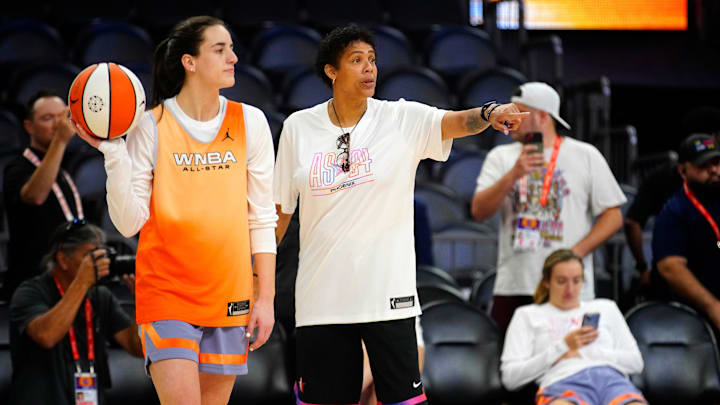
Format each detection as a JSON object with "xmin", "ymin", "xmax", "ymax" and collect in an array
[
  {"xmin": 139, "ymin": 320, "xmax": 249, "ymax": 375},
  {"xmin": 536, "ymin": 366, "xmax": 646, "ymax": 405}
]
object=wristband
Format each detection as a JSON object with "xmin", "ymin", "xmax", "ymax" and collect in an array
[{"xmin": 480, "ymin": 101, "xmax": 497, "ymax": 121}]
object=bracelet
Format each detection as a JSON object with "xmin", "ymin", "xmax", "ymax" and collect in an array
[
  {"xmin": 480, "ymin": 101, "xmax": 497, "ymax": 122},
  {"xmin": 486, "ymin": 103, "xmax": 501, "ymax": 122}
]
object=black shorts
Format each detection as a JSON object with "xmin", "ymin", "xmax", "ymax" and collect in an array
[{"xmin": 295, "ymin": 317, "xmax": 427, "ymax": 405}]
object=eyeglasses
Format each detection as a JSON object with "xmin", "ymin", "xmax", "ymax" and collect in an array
[{"xmin": 336, "ymin": 133, "xmax": 350, "ymax": 172}]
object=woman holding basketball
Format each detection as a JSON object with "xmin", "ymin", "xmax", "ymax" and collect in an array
[
  {"xmin": 72, "ymin": 16, "xmax": 277, "ymax": 405},
  {"xmin": 273, "ymin": 25, "xmax": 526, "ymax": 405}
]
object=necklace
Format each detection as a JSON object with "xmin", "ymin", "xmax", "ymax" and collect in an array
[
  {"xmin": 330, "ymin": 99, "xmax": 367, "ymax": 137},
  {"xmin": 330, "ymin": 100, "xmax": 367, "ymax": 172}
]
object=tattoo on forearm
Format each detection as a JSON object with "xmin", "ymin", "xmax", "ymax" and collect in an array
[{"xmin": 465, "ymin": 110, "xmax": 490, "ymax": 133}]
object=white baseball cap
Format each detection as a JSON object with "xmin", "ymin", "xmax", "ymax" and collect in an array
[{"xmin": 511, "ymin": 82, "xmax": 571, "ymax": 130}]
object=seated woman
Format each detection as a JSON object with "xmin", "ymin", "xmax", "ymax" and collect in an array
[{"xmin": 501, "ymin": 249, "xmax": 647, "ymax": 405}]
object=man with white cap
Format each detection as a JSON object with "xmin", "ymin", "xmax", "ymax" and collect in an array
[{"xmin": 471, "ymin": 82, "xmax": 626, "ymax": 335}]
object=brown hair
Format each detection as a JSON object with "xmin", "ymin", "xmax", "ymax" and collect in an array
[{"xmin": 533, "ymin": 249, "xmax": 584, "ymax": 304}]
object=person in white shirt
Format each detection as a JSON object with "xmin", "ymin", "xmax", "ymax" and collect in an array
[
  {"xmin": 71, "ymin": 16, "xmax": 277, "ymax": 405},
  {"xmin": 273, "ymin": 25, "xmax": 527, "ymax": 405},
  {"xmin": 501, "ymin": 249, "xmax": 646, "ymax": 405},
  {"xmin": 472, "ymin": 82, "xmax": 627, "ymax": 335}
]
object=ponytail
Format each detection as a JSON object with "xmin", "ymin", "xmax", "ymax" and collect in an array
[{"xmin": 150, "ymin": 16, "xmax": 227, "ymax": 116}]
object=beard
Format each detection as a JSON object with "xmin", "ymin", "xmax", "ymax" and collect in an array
[{"xmin": 687, "ymin": 179, "xmax": 720, "ymax": 201}]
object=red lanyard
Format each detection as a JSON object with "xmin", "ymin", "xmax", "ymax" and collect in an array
[
  {"xmin": 53, "ymin": 275, "xmax": 95, "ymax": 372},
  {"xmin": 683, "ymin": 180, "xmax": 720, "ymax": 249},
  {"xmin": 540, "ymin": 136, "xmax": 563, "ymax": 206},
  {"xmin": 23, "ymin": 148, "xmax": 84, "ymax": 222}
]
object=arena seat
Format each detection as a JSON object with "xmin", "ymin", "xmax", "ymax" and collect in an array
[
  {"xmin": 73, "ymin": 22, "xmax": 154, "ymax": 68},
  {"xmin": 281, "ymin": 68, "xmax": 332, "ymax": 113},
  {"xmin": 0, "ymin": 20, "xmax": 66, "ymax": 70},
  {"xmin": 469, "ymin": 270, "xmax": 496, "ymax": 313},
  {"xmin": 414, "ymin": 182, "xmax": 467, "ymax": 232},
  {"xmin": 421, "ymin": 300, "xmax": 505, "ymax": 404},
  {"xmin": 372, "ymin": 25, "xmax": 416, "ymax": 72},
  {"xmin": 417, "ymin": 284, "xmax": 465, "ymax": 309},
  {"xmin": 425, "ymin": 26, "xmax": 496, "ymax": 80},
  {"xmin": 376, "ymin": 66, "xmax": 453, "ymax": 110},
  {"xmin": 251, "ymin": 25, "xmax": 322, "ymax": 79},
  {"xmin": 221, "ymin": 64, "xmax": 276, "ymax": 111},
  {"xmin": 5, "ymin": 62, "xmax": 80, "ymax": 109},
  {"xmin": 625, "ymin": 301, "xmax": 720, "ymax": 405},
  {"xmin": 417, "ymin": 264, "xmax": 461, "ymax": 291}
]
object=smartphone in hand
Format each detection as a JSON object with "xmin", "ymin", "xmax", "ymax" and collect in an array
[
  {"xmin": 582, "ymin": 312, "xmax": 600, "ymax": 330},
  {"xmin": 522, "ymin": 132, "xmax": 543, "ymax": 154}
]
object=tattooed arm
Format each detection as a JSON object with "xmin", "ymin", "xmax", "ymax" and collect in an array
[{"xmin": 441, "ymin": 103, "xmax": 528, "ymax": 140}]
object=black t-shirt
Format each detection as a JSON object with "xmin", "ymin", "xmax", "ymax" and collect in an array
[
  {"xmin": 1, "ymin": 147, "xmax": 81, "ymax": 299},
  {"xmin": 651, "ymin": 189, "xmax": 720, "ymax": 300},
  {"xmin": 626, "ymin": 163, "xmax": 683, "ymax": 228},
  {"xmin": 8, "ymin": 272, "xmax": 132, "ymax": 405}
]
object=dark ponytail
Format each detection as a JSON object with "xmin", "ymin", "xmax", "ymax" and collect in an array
[{"xmin": 151, "ymin": 16, "xmax": 227, "ymax": 112}]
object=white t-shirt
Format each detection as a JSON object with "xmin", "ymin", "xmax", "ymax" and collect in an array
[
  {"xmin": 97, "ymin": 96, "xmax": 278, "ymax": 254},
  {"xmin": 501, "ymin": 299, "xmax": 644, "ymax": 390},
  {"xmin": 475, "ymin": 137, "xmax": 626, "ymax": 299},
  {"xmin": 274, "ymin": 98, "xmax": 451, "ymax": 327}
]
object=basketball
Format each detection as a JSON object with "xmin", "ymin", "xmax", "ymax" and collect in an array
[{"xmin": 68, "ymin": 62, "xmax": 146, "ymax": 139}]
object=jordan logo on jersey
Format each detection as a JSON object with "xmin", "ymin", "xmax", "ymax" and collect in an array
[{"xmin": 222, "ymin": 129, "xmax": 234, "ymax": 142}]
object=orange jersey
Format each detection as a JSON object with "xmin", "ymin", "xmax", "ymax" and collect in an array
[{"xmin": 135, "ymin": 101, "xmax": 253, "ymax": 327}]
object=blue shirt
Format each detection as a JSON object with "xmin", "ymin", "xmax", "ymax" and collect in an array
[{"xmin": 652, "ymin": 188, "xmax": 720, "ymax": 298}]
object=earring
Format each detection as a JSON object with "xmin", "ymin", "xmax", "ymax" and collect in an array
[
  {"xmin": 190, "ymin": 67, "xmax": 195, "ymax": 72},
  {"xmin": 332, "ymin": 77, "xmax": 335, "ymax": 85}
]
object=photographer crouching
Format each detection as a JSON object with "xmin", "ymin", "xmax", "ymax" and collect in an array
[{"xmin": 8, "ymin": 219, "xmax": 142, "ymax": 405}]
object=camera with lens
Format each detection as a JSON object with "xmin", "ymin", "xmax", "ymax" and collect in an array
[{"xmin": 97, "ymin": 245, "xmax": 136, "ymax": 277}]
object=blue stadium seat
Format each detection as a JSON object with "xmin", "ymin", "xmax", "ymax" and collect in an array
[
  {"xmin": 421, "ymin": 301, "xmax": 504, "ymax": 404},
  {"xmin": 458, "ymin": 67, "xmax": 527, "ymax": 109},
  {"xmin": 0, "ymin": 20, "xmax": 66, "ymax": 70},
  {"xmin": 251, "ymin": 25, "xmax": 322, "ymax": 78},
  {"xmin": 221, "ymin": 64, "xmax": 276, "ymax": 111},
  {"xmin": 439, "ymin": 151, "xmax": 486, "ymax": 203},
  {"xmin": 414, "ymin": 182, "xmax": 467, "ymax": 232},
  {"xmin": 376, "ymin": 66, "xmax": 452, "ymax": 109},
  {"xmin": 71, "ymin": 152, "xmax": 107, "ymax": 198},
  {"xmin": 281, "ymin": 68, "xmax": 331, "ymax": 113},
  {"xmin": 432, "ymin": 222, "xmax": 497, "ymax": 281},
  {"xmin": 372, "ymin": 25, "xmax": 415, "ymax": 72},
  {"xmin": 74, "ymin": 22, "xmax": 154, "ymax": 67},
  {"xmin": 6, "ymin": 62, "xmax": 80, "ymax": 108},
  {"xmin": 425, "ymin": 26, "xmax": 496, "ymax": 79},
  {"xmin": 263, "ymin": 109, "xmax": 286, "ymax": 153}
]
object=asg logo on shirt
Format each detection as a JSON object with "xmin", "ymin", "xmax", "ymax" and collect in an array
[{"xmin": 173, "ymin": 151, "xmax": 238, "ymax": 173}]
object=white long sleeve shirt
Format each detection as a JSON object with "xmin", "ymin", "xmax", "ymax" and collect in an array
[
  {"xmin": 97, "ymin": 96, "xmax": 277, "ymax": 254},
  {"xmin": 500, "ymin": 299, "xmax": 644, "ymax": 390}
]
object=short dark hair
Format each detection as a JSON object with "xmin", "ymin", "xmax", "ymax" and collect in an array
[
  {"xmin": 315, "ymin": 25, "xmax": 375, "ymax": 88},
  {"xmin": 26, "ymin": 90, "xmax": 61, "ymax": 120},
  {"xmin": 42, "ymin": 220, "xmax": 105, "ymax": 271}
]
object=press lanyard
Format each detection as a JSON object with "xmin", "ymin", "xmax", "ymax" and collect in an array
[
  {"xmin": 23, "ymin": 148, "xmax": 84, "ymax": 222},
  {"xmin": 683, "ymin": 180, "xmax": 720, "ymax": 249},
  {"xmin": 519, "ymin": 136, "xmax": 563, "ymax": 206},
  {"xmin": 53, "ymin": 275, "xmax": 95, "ymax": 373}
]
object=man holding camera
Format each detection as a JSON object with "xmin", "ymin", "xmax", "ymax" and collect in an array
[
  {"xmin": 471, "ymin": 82, "xmax": 626, "ymax": 335},
  {"xmin": 8, "ymin": 220, "xmax": 142, "ymax": 405}
]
